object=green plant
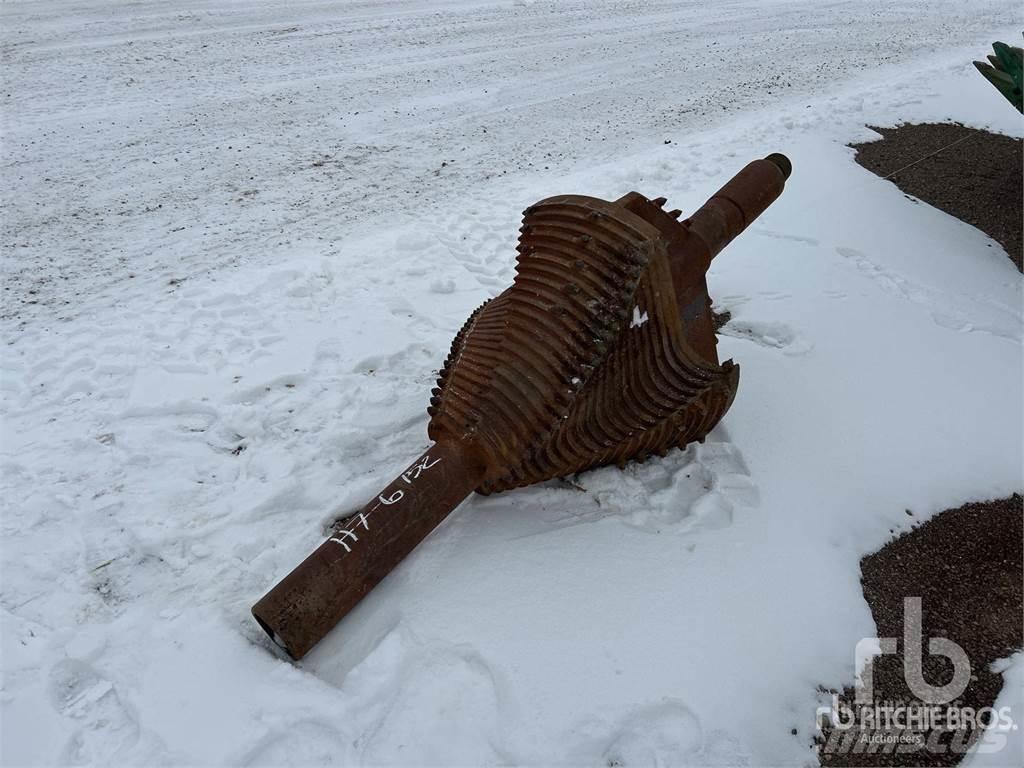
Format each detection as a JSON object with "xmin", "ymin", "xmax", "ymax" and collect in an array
[{"xmin": 973, "ymin": 37, "xmax": 1023, "ymax": 113}]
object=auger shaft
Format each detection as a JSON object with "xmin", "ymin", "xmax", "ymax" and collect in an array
[
  {"xmin": 252, "ymin": 440, "xmax": 481, "ymax": 659},
  {"xmin": 685, "ymin": 152, "xmax": 791, "ymax": 266}
]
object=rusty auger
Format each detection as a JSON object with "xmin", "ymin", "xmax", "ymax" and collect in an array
[{"xmin": 252, "ymin": 153, "xmax": 792, "ymax": 659}]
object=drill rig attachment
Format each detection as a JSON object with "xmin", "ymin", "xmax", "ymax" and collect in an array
[{"xmin": 252, "ymin": 153, "xmax": 791, "ymax": 659}]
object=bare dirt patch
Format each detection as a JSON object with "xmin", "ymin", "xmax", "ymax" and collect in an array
[
  {"xmin": 818, "ymin": 494, "xmax": 1023, "ymax": 766},
  {"xmin": 851, "ymin": 123, "xmax": 1023, "ymax": 272}
]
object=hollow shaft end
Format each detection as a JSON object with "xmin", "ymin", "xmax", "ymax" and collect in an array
[
  {"xmin": 764, "ymin": 153, "xmax": 792, "ymax": 180},
  {"xmin": 252, "ymin": 607, "xmax": 296, "ymax": 658}
]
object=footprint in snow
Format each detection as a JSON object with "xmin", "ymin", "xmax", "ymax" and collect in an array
[
  {"xmin": 309, "ymin": 624, "xmax": 515, "ymax": 765},
  {"xmin": 717, "ymin": 318, "xmax": 813, "ymax": 356},
  {"xmin": 835, "ymin": 246, "xmax": 1021, "ymax": 342},
  {"xmin": 602, "ymin": 699, "xmax": 702, "ymax": 766},
  {"xmin": 48, "ymin": 658, "xmax": 139, "ymax": 764},
  {"xmin": 600, "ymin": 699, "xmax": 752, "ymax": 766},
  {"xmin": 753, "ymin": 228, "xmax": 821, "ymax": 247},
  {"xmin": 431, "ymin": 205, "xmax": 517, "ymax": 293}
]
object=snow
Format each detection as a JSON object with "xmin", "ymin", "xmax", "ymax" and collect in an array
[
  {"xmin": 2, "ymin": 1, "xmax": 1022, "ymax": 766},
  {"xmin": 630, "ymin": 306, "xmax": 649, "ymax": 328},
  {"xmin": 963, "ymin": 654, "xmax": 1024, "ymax": 767}
]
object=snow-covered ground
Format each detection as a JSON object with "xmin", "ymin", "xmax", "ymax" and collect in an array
[{"xmin": 2, "ymin": 1, "xmax": 1022, "ymax": 766}]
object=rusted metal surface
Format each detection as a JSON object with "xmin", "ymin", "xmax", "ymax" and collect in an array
[{"xmin": 252, "ymin": 153, "xmax": 791, "ymax": 659}]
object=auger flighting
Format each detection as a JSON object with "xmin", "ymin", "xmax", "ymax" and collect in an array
[{"xmin": 252, "ymin": 153, "xmax": 792, "ymax": 659}]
